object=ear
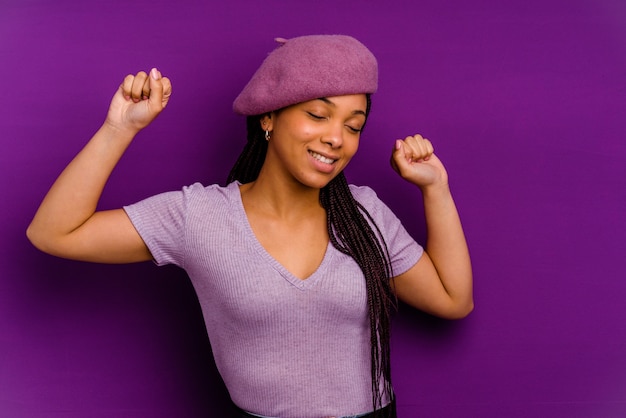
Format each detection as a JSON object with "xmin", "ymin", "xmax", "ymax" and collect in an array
[{"xmin": 260, "ymin": 113, "xmax": 274, "ymax": 132}]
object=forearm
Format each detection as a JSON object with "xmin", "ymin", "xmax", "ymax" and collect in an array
[
  {"xmin": 27, "ymin": 123, "xmax": 137, "ymax": 247},
  {"xmin": 422, "ymin": 184, "xmax": 473, "ymax": 311}
]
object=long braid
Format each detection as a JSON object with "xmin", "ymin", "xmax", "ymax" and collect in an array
[
  {"xmin": 320, "ymin": 173, "xmax": 396, "ymax": 415},
  {"xmin": 227, "ymin": 115, "xmax": 268, "ymax": 184},
  {"xmin": 228, "ymin": 97, "xmax": 397, "ymax": 415}
]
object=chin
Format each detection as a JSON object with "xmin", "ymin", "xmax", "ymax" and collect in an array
[{"xmin": 305, "ymin": 174, "xmax": 340, "ymax": 190}]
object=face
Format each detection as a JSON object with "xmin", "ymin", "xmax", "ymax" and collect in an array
[{"xmin": 261, "ymin": 94, "xmax": 368, "ymax": 189}]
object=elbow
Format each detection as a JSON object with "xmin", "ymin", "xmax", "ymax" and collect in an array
[
  {"xmin": 26, "ymin": 223, "xmax": 44, "ymax": 252},
  {"xmin": 453, "ymin": 300, "xmax": 474, "ymax": 319},
  {"xmin": 26, "ymin": 222, "xmax": 55, "ymax": 255},
  {"xmin": 446, "ymin": 277, "xmax": 474, "ymax": 319},
  {"xmin": 442, "ymin": 298, "xmax": 474, "ymax": 320}
]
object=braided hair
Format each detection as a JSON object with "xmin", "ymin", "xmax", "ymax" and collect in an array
[{"xmin": 226, "ymin": 96, "xmax": 397, "ymax": 416}]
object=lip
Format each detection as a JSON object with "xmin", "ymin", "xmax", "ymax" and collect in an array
[
  {"xmin": 308, "ymin": 149, "xmax": 339, "ymax": 162},
  {"xmin": 307, "ymin": 150, "xmax": 338, "ymax": 174}
]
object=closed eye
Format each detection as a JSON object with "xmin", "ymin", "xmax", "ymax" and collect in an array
[
  {"xmin": 307, "ymin": 112, "xmax": 325, "ymax": 120},
  {"xmin": 346, "ymin": 125, "xmax": 362, "ymax": 133}
]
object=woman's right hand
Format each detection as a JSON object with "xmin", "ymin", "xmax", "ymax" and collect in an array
[
  {"xmin": 105, "ymin": 68, "xmax": 172, "ymax": 134},
  {"xmin": 26, "ymin": 68, "xmax": 171, "ymax": 263}
]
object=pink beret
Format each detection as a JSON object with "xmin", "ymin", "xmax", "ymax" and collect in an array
[{"xmin": 233, "ymin": 35, "xmax": 378, "ymax": 115}]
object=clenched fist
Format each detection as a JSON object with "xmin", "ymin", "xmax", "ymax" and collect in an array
[
  {"xmin": 105, "ymin": 68, "xmax": 172, "ymax": 134},
  {"xmin": 390, "ymin": 134, "xmax": 449, "ymax": 189}
]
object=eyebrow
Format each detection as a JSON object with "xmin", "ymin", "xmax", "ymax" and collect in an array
[{"xmin": 317, "ymin": 97, "xmax": 367, "ymax": 116}]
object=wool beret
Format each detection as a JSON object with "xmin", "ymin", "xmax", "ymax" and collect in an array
[{"xmin": 233, "ymin": 35, "xmax": 378, "ymax": 115}]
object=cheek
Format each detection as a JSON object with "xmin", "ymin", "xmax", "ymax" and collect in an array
[
  {"xmin": 346, "ymin": 138, "xmax": 360, "ymax": 157},
  {"xmin": 279, "ymin": 120, "xmax": 317, "ymax": 143},
  {"xmin": 299, "ymin": 124, "xmax": 319, "ymax": 140}
]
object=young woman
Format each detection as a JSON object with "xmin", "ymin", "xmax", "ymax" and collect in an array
[{"xmin": 27, "ymin": 35, "xmax": 473, "ymax": 418}]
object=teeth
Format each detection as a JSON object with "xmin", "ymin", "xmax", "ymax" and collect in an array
[{"xmin": 310, "ymin": 151, "xmax": 335, "ymax": 164}]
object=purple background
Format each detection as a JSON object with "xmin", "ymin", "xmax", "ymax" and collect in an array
[{"xmin": 1, "ymin": 0, "xmax": 625, "ymax": 417}]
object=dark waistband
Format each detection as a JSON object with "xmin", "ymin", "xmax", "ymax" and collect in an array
[{"xmin": 230, "ymin": 399, "xmax": 396, "ymax": 418}]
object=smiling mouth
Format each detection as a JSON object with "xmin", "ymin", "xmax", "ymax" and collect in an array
[{"xmin": 309, "ymin": 151, "xmax": 336, "ymax": 164}]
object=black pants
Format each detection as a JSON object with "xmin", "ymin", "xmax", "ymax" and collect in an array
[{"xmin": 230, "ymin": 399, "xmax": 397, "ymax": 418}]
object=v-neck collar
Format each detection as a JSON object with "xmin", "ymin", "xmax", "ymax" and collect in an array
[{"xmin": 231, "ymin": 182, "xmax": 333, "ymax": 290}]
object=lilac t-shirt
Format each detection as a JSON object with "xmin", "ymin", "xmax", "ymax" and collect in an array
[{"xmin": 124, "ymin": 181, "xmax": 422, "ymax": 417}]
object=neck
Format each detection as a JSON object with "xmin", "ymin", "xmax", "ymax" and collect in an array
[{"xmin": 239, "ymin": 170, "xmax": 323, "ymax": 220}]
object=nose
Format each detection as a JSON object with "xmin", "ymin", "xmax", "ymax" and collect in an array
[{"xmin": 321, "ymin": 122, "xmax": 344, "ymax": 148}]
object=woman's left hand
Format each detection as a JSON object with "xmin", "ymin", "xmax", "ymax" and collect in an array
[
  {"xmin": 390, "ymin": 134, "xmax": 448, "ymax": 189},
  {"xmin": 389, "ymin": 134, "xmax": 474, "ymax": 319}
]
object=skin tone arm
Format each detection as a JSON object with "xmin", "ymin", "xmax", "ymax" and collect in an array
[
  {"xmin": 390, "ymin": 135, "xmax": 474, "ymax": 319},
  {"xmin": 26, "ymin": 68, "xmax": 172, "ymax": 263}
]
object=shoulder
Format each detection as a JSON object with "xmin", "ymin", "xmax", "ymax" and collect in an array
[
  {"xmin": 169, "ymin": 181, "xmax": 241, "ymax": 207},
  {"xmin": 348, "ymin": 184, "xmax": 379, "ymax": 203},
  {"xmin": 182, "ymin": 181, "xmax": 238, "ymax": 197},
  {"xmin": 347, "ymin": 184, "xmax": 391, "ymax": 217},
  {"xmin": 347, "ymin": 183, "xmax": 405, "ymax": 233},
  {"xmin": 125, "ymin": 181, "xmax": 240, "ymax": 217},
  {"xmin": 347, "ymin": 183, "xmax": 423, "ymax": 272}
]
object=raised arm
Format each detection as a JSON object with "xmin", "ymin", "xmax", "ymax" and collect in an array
[
  {"xmin": 26, "ymin": 68, "xmax": 172, "ymax": 263},
  {"xmin": 390, "ymin": 134, "xmax": 474, "ymax": 319}
]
